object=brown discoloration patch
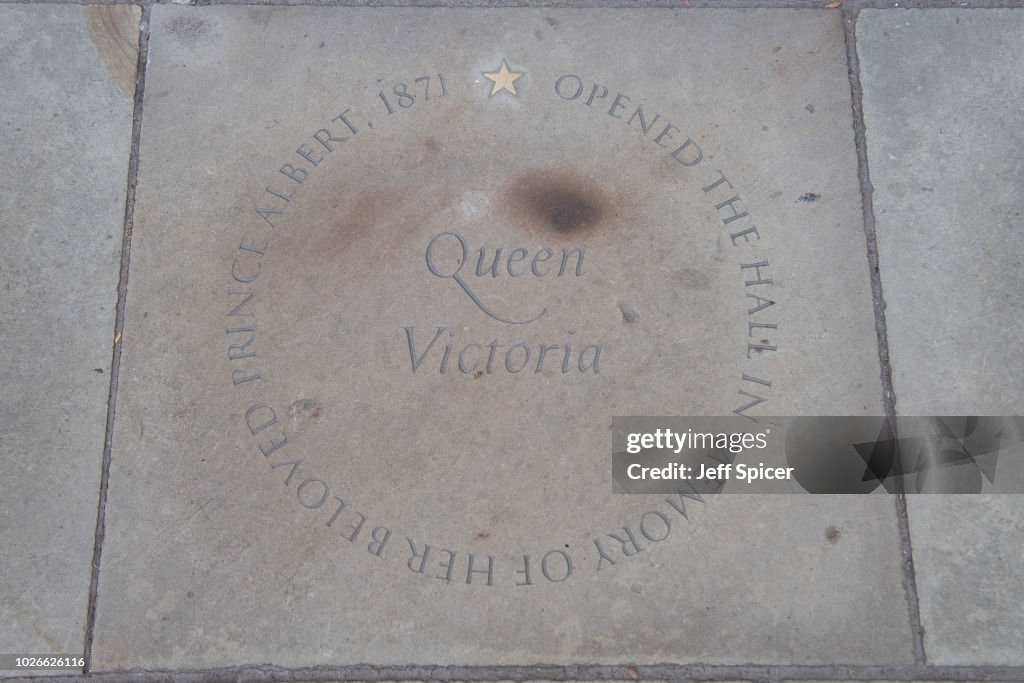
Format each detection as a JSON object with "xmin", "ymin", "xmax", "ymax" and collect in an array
[
  {"xmin": 424, "ymin": 136, "xmax": 441, "ymax": 154},
  {"xmin": 473, "ymin": 531, "xmax": 491, "ymax": 541},
  {"xmin": 505, "ymin": 170, "xmax": 613, "ymax": 239},
  {"xmin": 306, "ymin": 189, "xmax": 392, "ymax": 262},
  {"xmin": 344, "ymin": 191, "xmax": 390, "ymax": 236},
  {"xmin": 287, "ymin": 177, "xmax": 455, "ymax": 279},
  {"xmin": 85, "ymin": 5, "xmax": 139, "ymax": 100}
]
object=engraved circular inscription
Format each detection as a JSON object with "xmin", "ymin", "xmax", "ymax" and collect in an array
[{"xmin": 224, "ymin": 60, "xmax": 778, "ymax": 588}]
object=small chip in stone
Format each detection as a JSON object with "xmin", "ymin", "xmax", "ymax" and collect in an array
[{"xmin": 620, "ymin": 303, "xmax": 639, "ymax": 323}]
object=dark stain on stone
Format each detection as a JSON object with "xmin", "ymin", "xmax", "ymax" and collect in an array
[
  {"xmin": 805, "ymin": 103, "xmax": 816, "ymax": 113},
  {"xmin": 424, "ymin": 136, "xmax": 440, "ymax": 154},
  {"xmin": 474, "ymin": 531, "xmax": 491, "ymax": 541},
  {"xmin": 166, "ymin": 16, "xmax": 209, "ymax": 48},
  {"xmin": 545, "ymin": 16, "xmax": 560, "ymax": 26},
  {"xmin": 289, "ymin": 173, "xmax": 454, "ymax": 278},
  {"xmin": 826, "ymin": 526, "xmax": 841, "ymax": 543},
  {"xmin": 506, "ymin": 170, "xmax": 611, "ymax": 238},
  {"xmin": 674, "ymin": 267, "xmax": 710, "ymax": 290},
  {"xmin": 798, "ymin": 192, "xmax": 821, "ymax": 203},
  {"xmin": 332, "ymin": 183, "xmax": 445, "ymax": 249},
  {"xmin": 620, "ymin": 303, "xmax": 639, "ymax": 323},
  {"xmin": 288, "ymin": 398, "xmax": 322, "ymax": 419},
  {"xmin": 94, "ymin": 368, "xmax": 104, "ymax": 374},
  {"xmin": 474, "ymin": 370, "xmax": 484, "ymax": 379}
]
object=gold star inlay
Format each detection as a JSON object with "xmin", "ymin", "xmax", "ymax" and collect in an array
[{"xmin": 483, "ymin": 60, "xmax": 523, "ymax": 96}]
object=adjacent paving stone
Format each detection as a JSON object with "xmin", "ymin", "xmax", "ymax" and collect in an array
[
  {"xmin": 858, "ymin": 9, "xmax": 1024, "ymax": 665},
  {"xmin": 0, "ymin": 4, "xmax": 138, "ymax": 663},
  {"xmin": 92, "ymin": 6, "xmax": 911, "ymax": 669},
  {"xmin": 905, "ymin": 496, "xmax": 1024, "ymax": 665},
  {"xmin": 858, "ymin": 9, "xmax": 1024, "ymax": 416}
]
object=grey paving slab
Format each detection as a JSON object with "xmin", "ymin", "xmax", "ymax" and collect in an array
[
  {"xmin": 858, "ymin": 9, "xmax": 1024, "ymax": 417},
  {"xmin": 92, "ymin": 6, "xmax": 911, "ymax": 669},
  {"xmin": 904, "ymin": 496, "xmax": 1024, "ymax": 666},
  {"xmin": 0, "ymin": 4, "xmax": 138, "ymax": 663},
  {"xmin": 857, "ymin": 9, "xmax": 1024, "ymax": 666}
]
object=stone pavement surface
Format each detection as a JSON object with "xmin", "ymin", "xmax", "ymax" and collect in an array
[
  {"xmin": 0, "ymin": 2, "xmax": 138, "ymax": 662},
  {"xmin": 0, "ymin": 2, "xmax": 1021, "ymax": 681},
  {"xmin": 858, "ymin": 9, "xmax": 1024, "ymax": 666}
]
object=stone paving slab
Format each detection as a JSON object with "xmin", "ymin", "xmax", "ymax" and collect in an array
[
  {"xmin": 88, "ymin": 5, "xmax": 913, "ymax": 669},
  {"xmin": 902, "ymin": 496, "xmax": 1024, "ymax": 666},
  {"xmin": 857, "ymin": 9, "xmax": 1024, "ymax": 417},
  {"xmin": 0, "ymin": 3, "xmax": 138, "ymax": 663},
  {"xmin": 857, "ymin": 9, "xmax": 1024, "ymax": 665}
]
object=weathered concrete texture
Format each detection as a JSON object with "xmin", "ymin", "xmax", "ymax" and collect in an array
[
  {"xmin": 906, "ymin": 497, "xmax": 1024, "ymax": 665},
  {"xmin": 0, "ymin": 4, "xmax": 138, "ymax": 663},
  {"xmin": 858, "ymin": 9, "xmax": 1024, "ymax": 416},
  {"xmin": 858, "ymin": 9, "xmax": 1024, "ymax": 666},
  {"xmin": 92, "ymin": 6, "xmax": 909, "ymax": 669}
]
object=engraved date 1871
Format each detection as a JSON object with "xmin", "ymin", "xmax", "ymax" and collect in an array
[{"xmin": 378, "ymin": 73, "xmax": 448, "ymax": 114}]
